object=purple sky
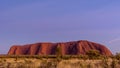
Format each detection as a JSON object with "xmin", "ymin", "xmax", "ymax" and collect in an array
[{"xmin": 0, "ymin": 0, "xmax": 120, "ymax": 54}]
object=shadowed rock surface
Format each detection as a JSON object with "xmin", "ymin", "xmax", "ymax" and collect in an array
[{"xmin": 8, "ymin": 40, "xmax": 112, "ymax": 56}]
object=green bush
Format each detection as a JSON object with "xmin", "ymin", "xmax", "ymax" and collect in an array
[
  {"xmin": 115, "ymin": 53, "xmax": 120, "ymax": 60},
  {"xmin": 56, "ymin": 45, "xmax": 62, "ymax": 57},
  {"xmin": 86, "ymin": 50, "xmax": 101, "ymax": 59}
]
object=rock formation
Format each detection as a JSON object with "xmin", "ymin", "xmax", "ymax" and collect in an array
[{"xmin": 8, "ymin": 40, "xmax": 112, "ymax": 56}]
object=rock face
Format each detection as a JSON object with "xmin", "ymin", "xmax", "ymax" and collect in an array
[{"xmin": 8, "ymin": 40, "xmax": 112, "ymax": 56}]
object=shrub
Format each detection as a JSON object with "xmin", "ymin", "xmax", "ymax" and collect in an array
[
  {"xmin": 86, "ymin": 50, "xmax": 101, "ymax": 59},
  {"xmin": 56, "ymin": 45, "xmax": 62, "ymax": 57},
  {"xmin": 115, "ymin": 53, "xmax": 120, "ymax": 60},
  {"xmin": 111, "ymin": 59, "xmax": 117, "ymax": 68},
  {"xmin": 101, "ymin": 57, "xmax": 109, "ymax": 68}
]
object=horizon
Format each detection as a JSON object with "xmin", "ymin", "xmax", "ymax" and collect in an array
[{"xmin": 0, "ymin": 0, "xmax": 120, "ymax": 54}]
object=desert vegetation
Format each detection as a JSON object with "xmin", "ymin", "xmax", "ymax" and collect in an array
[{"xmin": 0, "ymin": 50, "xmax": 120, "ymax": 68}]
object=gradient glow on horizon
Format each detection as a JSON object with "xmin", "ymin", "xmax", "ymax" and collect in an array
[{"xmin": 0, "ymin": 0, "xmax": 120, "ymax": 54}]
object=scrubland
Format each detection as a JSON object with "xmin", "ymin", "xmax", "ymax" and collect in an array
[
  {"xmin": 1, "ymin": 50, "xmax": 120, "ymax": 68},
  {"xmin": 0, "ymin": 55, "xmax": 120, "ymax": 68}
]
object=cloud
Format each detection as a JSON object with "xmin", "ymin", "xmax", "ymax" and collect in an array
[{"xmin": 109, "ymin": 38, "xmax": 120, "ymax": 44}]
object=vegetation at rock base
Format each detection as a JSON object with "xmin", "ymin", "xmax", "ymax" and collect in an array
[
  {"xmin": 115, "ymin": 53, "xmax": 120, "ymax": 60},
  {"xmin": 86, "ymin": 50, "xmax": 101, "ymax": 59},
  {"xmin": 56, "ymin": 45, "xmax": 62, "ymax": 57},
  {"xmin": 1, "ymin": 51, "xmax": 120, "ymax": 68}
]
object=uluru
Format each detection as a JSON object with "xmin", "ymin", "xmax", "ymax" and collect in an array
[{"xmin": 8, "ymin": 40, "xmax": 112, "ymax": 56}]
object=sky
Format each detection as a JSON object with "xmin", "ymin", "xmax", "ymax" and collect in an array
[{"xmin": 0, "ymin": 0, "xmax": 120, "ymax": 54}]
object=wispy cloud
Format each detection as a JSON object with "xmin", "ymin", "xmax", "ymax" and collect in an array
[{"xmin": 109, "ymin": 38, "xmax": 120, "ymax": 44}]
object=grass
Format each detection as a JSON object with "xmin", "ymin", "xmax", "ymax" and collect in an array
[{"xmin": 0, "ymin": 55, "xmax": 120, "ymax": 68}]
